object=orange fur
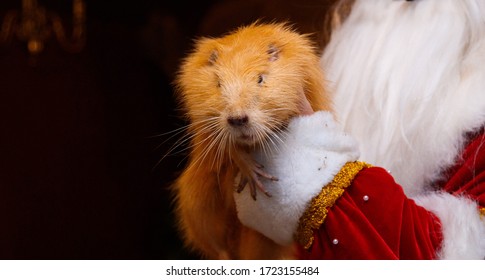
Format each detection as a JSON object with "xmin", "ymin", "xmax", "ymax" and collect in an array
[{"xmin": 172, "ymin": 22, "xmax": 331, "ymax": 259}]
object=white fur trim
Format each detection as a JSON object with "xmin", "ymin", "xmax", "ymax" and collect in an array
[
  {"xmin": 414, "ymin": 192, "xmax": 485, "ymax": 259},
  {"xmin": 234, "ymin": 111, "xmax": 359, "ymax": 245}
]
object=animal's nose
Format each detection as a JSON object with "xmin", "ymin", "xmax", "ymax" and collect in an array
[{"xmin": 227, "ymin": 115, "xmax": 249, "ymax": 126}]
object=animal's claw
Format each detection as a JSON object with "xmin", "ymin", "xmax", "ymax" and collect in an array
[
  {"xmin": 254, "ymin": 167, "xmax": 279, "ymax": 182},
  {"xmin": 236, "ymin": 176, "xmax": 248, "ymax": 193}
]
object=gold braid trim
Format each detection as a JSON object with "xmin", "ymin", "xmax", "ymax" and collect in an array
[
  {"xmin": 480, "ymin": 207, "xmax": 485, "ymax": 219},
  {"xmin": 295, "ymin": 161, "xmax": 371, "ymax": 250}
]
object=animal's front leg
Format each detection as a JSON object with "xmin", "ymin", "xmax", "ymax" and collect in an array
[{"xmin": 233, "ymin": 151, "xmax": 278, "ymax": 200}]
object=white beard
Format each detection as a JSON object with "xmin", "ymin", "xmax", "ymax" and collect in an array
[{"xmin": 322, "ymin": 0, "xmax": 485, "ymax": 196}]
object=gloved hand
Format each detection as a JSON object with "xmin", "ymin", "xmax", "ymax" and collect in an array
[{"xmin": 234, "ymin": 110, "xmax": 360, "ymax": 245}]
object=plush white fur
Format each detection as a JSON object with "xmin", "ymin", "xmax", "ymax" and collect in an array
[
  {"xmin": 234, "ymin": 111, "xmax": 359, "ymax": 245},
  {"xmin": 415, "ymin": 193, "xmax": 485, "ymax": 259},
  {"xmin": 323, "ymin": 0, "xmax": 485, "ymax": 197}
]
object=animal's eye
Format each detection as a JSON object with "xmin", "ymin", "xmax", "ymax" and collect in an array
[{"xmin": 257, "ymin": 74, "xmax": 265, "ymax": 85}]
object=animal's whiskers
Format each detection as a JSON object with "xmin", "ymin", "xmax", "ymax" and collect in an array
[
  {"xmin": 189, "ymin": 117, "xmax": 229, "ymax": 172},
  {"xmin": 152, "ymin": 116, "xmax": 220, "ymax": 169}
]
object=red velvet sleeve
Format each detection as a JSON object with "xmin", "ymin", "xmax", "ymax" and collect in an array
[{"xmin": 297, "ymin": 167, "xmax": 443, "ymax": 260}]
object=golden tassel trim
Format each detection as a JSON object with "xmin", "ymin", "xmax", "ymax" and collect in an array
[{"xmin": 295, "ymin": 161, "xmax": 371, "ymax": 250}]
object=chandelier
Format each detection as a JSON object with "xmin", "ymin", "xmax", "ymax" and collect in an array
[{"xmin": 0, "ymin": 0, "xmax": 86, "ymax": 55}]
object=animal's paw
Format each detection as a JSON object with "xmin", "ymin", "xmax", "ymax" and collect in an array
[{"xmin": 235, "ymin": 162, "xmax": 278, "ymax": 200}]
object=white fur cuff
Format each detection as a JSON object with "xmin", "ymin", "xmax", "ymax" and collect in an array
[
  {"xmin": 414, "ymin": 192, "xmax": 485, "ymax": 259},
  {"xmin": 234, "ymin": 111, "xmax": 360, "ymax": 245}
]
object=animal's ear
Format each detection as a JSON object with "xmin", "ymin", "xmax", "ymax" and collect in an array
[
  {"xmin": 267, "ymin": 44, "xmax": 280, "ymax": 62},
  {"xmin": 208, "ymin": 50, "xmax": 218, "ymax": 65},
  {"xmin": 193, "ymin": 37, "xmax": 219, "ymax": 66}
]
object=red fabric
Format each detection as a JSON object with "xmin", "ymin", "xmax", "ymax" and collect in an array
[
  {"xmin": 440, "ymin": 130, "xmax": 485, "ymax": 209},
  {"xmin": 297, "ymin": 167, "xmax": 443, "ymax": 260}
]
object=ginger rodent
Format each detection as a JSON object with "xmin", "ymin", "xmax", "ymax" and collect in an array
[{"xmin": 172, "ymin": 22, "xmax": 332, "ymax": 259}]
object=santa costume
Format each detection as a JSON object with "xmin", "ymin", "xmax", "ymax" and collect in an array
[{"xmin": 234, "ymin": 0, "xmax": 485, "ymax": 259}]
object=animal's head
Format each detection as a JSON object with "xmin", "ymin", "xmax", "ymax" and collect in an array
[{"xmin": 175, "ymin": 22, "xmax": 330, "ymax": 149}]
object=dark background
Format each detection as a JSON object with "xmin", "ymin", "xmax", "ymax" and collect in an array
[{"xmin": 0, "ymin": 0, "xmax": 333, "ymax": 259}]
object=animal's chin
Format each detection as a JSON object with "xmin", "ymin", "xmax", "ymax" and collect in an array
[{"xmin": 235, "ymin": 133, "xmax": 258, "ymax": 146}]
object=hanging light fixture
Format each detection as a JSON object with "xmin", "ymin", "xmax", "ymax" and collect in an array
[{"xmin": 0, "ymin": 0, "xmax": 86, "ymax": 55}]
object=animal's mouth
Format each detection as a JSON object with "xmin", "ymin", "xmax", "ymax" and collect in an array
[
  {"xmin": 236, "ymin": 132, "xmax": 257, "ymax": 145},
  {"xmin": 226, "ymin": 119, "xmax": 254, "ymax": 142}
]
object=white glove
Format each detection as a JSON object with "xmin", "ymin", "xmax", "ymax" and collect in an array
[{"xmin": 234, "ymin": 111, "xmax": 360, "ymax": 245}]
